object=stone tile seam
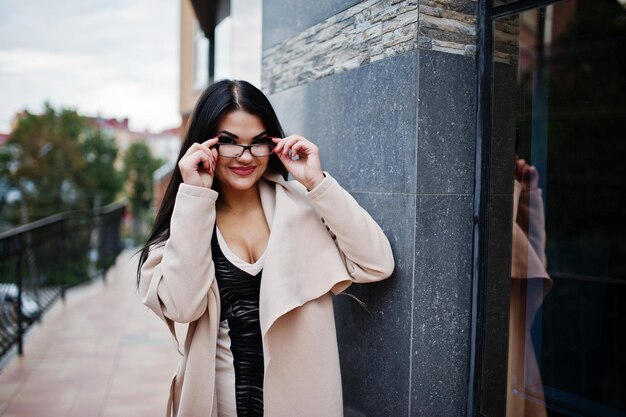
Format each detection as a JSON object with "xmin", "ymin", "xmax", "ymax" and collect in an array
[
  {"xmin": 406, "ymin": 192, "xmax": 418, "ymax": 416},
  {"xmin": 407, "ymin": 29, "xmax": 420, "ymax": 412}
]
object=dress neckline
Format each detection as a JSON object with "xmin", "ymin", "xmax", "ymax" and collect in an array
[{"xmin": 215, "ymin": 226, "xmax": 266, "ymax": 275}]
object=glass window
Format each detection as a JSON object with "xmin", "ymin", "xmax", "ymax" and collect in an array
[
  {"xmin": 193, "ymin": 20, "xmax": 209, "ymax": 90},
  {"xmin": 214, "ymin": 15, "xmax": 232, "ymax": 81},
  {"xmin": 485, "ymin": 1, "xmax": 626, "ymax": 416}
]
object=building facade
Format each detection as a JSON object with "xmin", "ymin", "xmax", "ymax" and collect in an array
[
  {"xmin": 180, "ymin": 0, "xmax": 263, "ymax": 128},
  {"xmin": 184, "ymin": 1, "xmax": 626, "ymax": 416},
  {"xmin": 262, "ymin": 2, "xmax": 477, "ymax": 416}
]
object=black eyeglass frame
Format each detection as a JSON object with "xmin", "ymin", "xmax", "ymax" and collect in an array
[{"xmin": 214, "ymin": 142, "xmax": 275, "ymax": 158}]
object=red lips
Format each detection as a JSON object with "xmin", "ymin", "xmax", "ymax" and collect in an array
[{"xmin": 230, "ymin": 166, "xmax": 255, "ymax": 176}]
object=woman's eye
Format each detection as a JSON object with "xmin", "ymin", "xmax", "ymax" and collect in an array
[
  {"xmin": 253, "ymin": 138, "xmax": 271, "ymax": 145},
  {"xmin": 218, "ymin": 136, "xmax": 235, "ymax": 144}
]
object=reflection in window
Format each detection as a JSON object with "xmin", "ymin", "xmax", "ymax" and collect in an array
[
  {"xmin": 491, "ymin": 1, "xmax": 626, "ymax": 416},
  {"xmin": 508, "ymin": 155, "xmax": 552, "ymax": 417}
]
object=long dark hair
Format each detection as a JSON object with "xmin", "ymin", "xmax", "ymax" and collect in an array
[{"xmin": 136, "ymin": 80, "xmax": 287, "ymax": 284}]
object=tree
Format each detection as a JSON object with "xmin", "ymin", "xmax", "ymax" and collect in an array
[
  {"xmin": 79, "ymin": 129, "xmax": 123, "ymax": 208},
  {"xmin": 0, "ymin": 146, "xmax": 16, "ymax": 227},
  {"xmin": 123, "ymin": 141, "xmax": 163, "ymax": 239},
  {"xmin": 1, "ymin": 104, "xmax": 86, "ymax": 223},
  {"xmin": 0, "ymin": 103, "xmax": 124, "ymax": 227}
]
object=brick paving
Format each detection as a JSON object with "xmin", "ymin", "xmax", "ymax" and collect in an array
[{"xmin": 0, "ymin": 249, "xmax": 179, "ymax": 417}]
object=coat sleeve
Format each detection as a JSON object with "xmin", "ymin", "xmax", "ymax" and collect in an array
[
  {"xmin": 306, "ymin": 173, "xmax": 395, "ymax": 287},
  {"xmin": 138, "ymin": 183, "xmax": 218, "ymax": 324}
]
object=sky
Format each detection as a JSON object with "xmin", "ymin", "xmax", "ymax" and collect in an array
[{"xmin": 0, "ymin": 0, "xmax": 180, "ymax": 133}]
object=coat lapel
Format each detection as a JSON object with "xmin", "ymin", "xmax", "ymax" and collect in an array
[{"xmin": 258, "ymin": 173, "xmax": 352, "ymax": 347}]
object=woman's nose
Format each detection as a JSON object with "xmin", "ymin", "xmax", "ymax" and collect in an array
[{"xmin": 237, "ymin": 148, "xmax": 254, "ymax": 161}]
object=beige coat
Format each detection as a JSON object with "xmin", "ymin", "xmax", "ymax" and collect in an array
[{"xmin": 139, "ymin": 172, "xmax": 394, "ymax": 417}]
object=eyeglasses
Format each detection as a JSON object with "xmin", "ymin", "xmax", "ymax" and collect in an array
[{"xmin": 215, "ymin": 142, "xmax": 274, "ymax": 158}]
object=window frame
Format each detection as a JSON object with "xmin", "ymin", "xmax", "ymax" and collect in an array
[{"xmin": 469, "ymin": 1, "xmax": 563, "ymax": 416}]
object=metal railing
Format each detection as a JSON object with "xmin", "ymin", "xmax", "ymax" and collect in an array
[{"xmin": 0, "ymin": 201, "xmax": 126, "ymax": 359}]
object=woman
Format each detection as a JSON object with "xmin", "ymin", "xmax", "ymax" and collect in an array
[{"xmin": 137, "ymin": 79, "xmax": 394, "ymax": 417}]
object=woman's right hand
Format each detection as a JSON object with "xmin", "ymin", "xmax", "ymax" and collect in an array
[{"xmin": 178, "ymin": 138, "xmax": 219, "ymax": 188}]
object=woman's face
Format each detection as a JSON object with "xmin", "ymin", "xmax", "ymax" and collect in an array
[{"xmin": 213, "ymin": 110, "xmax": 271, "ymax": 192}]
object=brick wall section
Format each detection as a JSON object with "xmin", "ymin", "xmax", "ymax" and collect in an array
[
  {"xmin": 418, "ymin": 0, "xmax": 477, "ymax": 54},
  {"xmin": 262, "ymin": 0, "xmax": 477, "ymax": 94}
]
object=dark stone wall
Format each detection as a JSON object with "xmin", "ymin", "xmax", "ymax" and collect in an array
[{"xmin": 264, "ymin": 6, "xmax": 478, "ymax": 415}]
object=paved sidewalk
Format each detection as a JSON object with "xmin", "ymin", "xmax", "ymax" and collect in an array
[{"xmin": 0, "ymin": 249, "xmax": 179, "ymax": 417}]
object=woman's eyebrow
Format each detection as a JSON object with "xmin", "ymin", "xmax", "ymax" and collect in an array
[
  {"xmin": 217, "ymin": 130, "xmax": 238, "ymax": 138},
  {"xmin": 217, "ymin": 131, "xmax": 268, "ymax": 140}
]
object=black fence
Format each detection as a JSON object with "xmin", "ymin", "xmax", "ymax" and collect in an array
[{"xmin": 0, "ymin": 201, "xmax": 126, "ymax": 359}]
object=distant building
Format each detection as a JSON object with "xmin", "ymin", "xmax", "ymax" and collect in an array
[
  {"xmin": 4, "ymin": 111, "xmax": 180, "ymax": 167},
  {"xmin": 86, "ymin": 116, "xmax": 182, "ymax": 216},
  {"xmin": 87, "ymin": 116, "xmax": 180, "ymax": 170}
]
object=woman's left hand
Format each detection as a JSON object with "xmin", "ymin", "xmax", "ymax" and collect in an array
[{"xmin": 272, "ymin": 135, "xmax": 325, "ymax": 190}]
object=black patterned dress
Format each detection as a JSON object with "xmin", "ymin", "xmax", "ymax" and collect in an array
[{"xmin": 212, "ymin": 229, "xmax": 265, "ymax": 417}]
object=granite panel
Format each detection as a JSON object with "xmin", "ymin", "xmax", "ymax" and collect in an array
[
  {"xmin": 262, "ymin": 0, "xmax": 362, "ymax": 49},
  {"xmin": 417, "ymin": 49, "xmax": 476, "ymax": 194},
  {"xmin": 334, "ymin": 192, "xmax": 415, "ymax": 417},
  {"xmin": 411, "ymin": 194, "xmax": 474, "ymax": 417},
  {"xmin": 269, "ymin": 50, "xmax": 419, "ymax": 194}
]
